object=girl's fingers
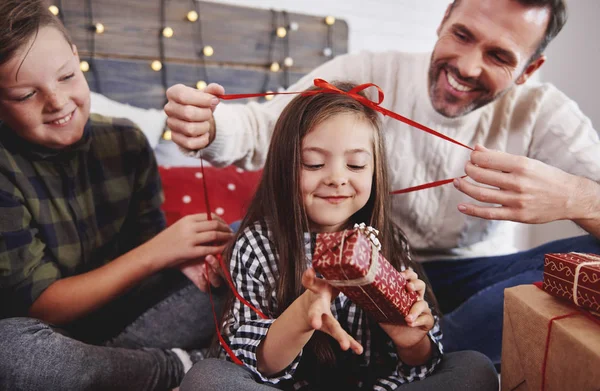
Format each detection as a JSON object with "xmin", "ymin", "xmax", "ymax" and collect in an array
[
  {"xmin": 408, "ymin": 312, "xmax": 435, "ymax": 330},
  {"xmin": 405, "ymin": 300, "xmax": 430, "ymax": 324},
  {"xmin": 302, "ymin": 269, "xmax": 331, "ymax": 294},
  {"xmin": 401, "ymin": 268, "xmax": 418, "ymax": 282},
  {"xmin": 206, "ymin": 261, "xmax": 223, "ymax": 287}
]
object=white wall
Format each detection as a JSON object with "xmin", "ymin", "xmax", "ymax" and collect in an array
[{"xmin": 212, "ymin": 0, "xmax": 451, "ymax": 54}]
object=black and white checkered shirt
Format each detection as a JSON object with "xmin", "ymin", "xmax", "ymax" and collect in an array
[{"xmin": 221, "ymin": 220, "xmax": 443, "ymax": 390}]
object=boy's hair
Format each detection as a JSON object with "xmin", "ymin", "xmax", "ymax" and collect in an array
[
  {"xmin": 0, "ymin": 0, "xmax": 73, "ymax": 67},
  {"xmin": 220, "ymin": 82, "xmax": 438, "ymax": 384}
]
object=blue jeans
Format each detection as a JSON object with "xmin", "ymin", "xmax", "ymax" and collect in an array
[
  {"xmin": 422, "ymin": 234, "xmax": 600, "ymax": 365},
  {"xmin": 0, "ymin": 270, "xmax": 225, "ymax": 391}
]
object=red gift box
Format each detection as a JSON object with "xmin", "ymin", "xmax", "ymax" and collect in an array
[
  {"xmin": 543, "ymin": 252, "xmax": 600, "ymax": 316},
  {"xmin": 313, "ymin": 224, "xmax": 419, "ymax": 324}
]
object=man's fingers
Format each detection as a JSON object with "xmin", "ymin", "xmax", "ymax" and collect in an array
[
  {"xmin": 171, "ymin": 131, "xmax": 210, "ymax": 151},
  {"xmin": 470, "ymin": 144, "xmax": 530, "ymax": 173},
  {"xmin": 165, "ymin": 116, "xmax": 211, "ymax": 138},
  {"xmin": 166, "ymin": 83, "xmax": 222, "ymax": 107},
  {"xmin": 164, "ymin": 102, "xmax": 213, "ymax": 123}
]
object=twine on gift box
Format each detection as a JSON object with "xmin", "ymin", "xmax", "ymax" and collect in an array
[
  {"xmin": 570, "ymin": 252, "xmax": 600, "ymax": 307},
  {"xmin": 327, "ymin": 230, "xmax": 390, "ymax": 321}
]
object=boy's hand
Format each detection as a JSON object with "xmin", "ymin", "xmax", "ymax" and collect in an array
[
  {"xmin": 164, "ymin": 83, "xmax": 223, "ymax": 151},
  {"xmin": 301, "ymin": 268, "xmax": 364, "ymax": 355},
  {"xmin": 146, "ymin": 213, "xmax": 233, "ymax": 271},
  {"xmin": 379, "ymin": 269, "xmax": 434, "ymax": 349},
  {"xmin": 179, "ymin": 254, "xmax": 224, "ymax": 292}
]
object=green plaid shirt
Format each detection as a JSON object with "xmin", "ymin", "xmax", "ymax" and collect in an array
[{"xmin": 0, "ymin": 114, "xmax": 165, "ymax": 318}]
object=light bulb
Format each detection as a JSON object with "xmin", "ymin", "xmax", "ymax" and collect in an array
[
  {"xmin": 270, "ymin": 62, "xmax": 280, "ymax": 72},
  {"xmin": 162, "ymin": 27, "xmax": 174, "ymax": 38},
  {"xmin": 289, "ymin": 22, "xmax": 299, "ymax": 31},
  {"xmin": 283, "ymin": 57, "xmax": 294, "ymax": 67},
  {"xmin": 203, "ymin": 46, "xmax": 214, "ymax": 57},
  {"xmin": 196, "ymin": 80, "xmax": 207, "ymax": 90},
  {"xmin": 325, "ymin": 16, "xmax": 336, "ymax": 26},
  {"xmin": 265, "ymin": 91, "xmax": 274, "ymax": 101},
  {"xmin": 48, "ymin": 5, "xmax": 59, "ymax": 16},
  {"xmin": 187, "ymin": 10, "xmax": 199, "ymax": 22},
  {"xmin": 323, "ymin": 47, "xmax": 333, "ymax": 57},
  {"xmin": 162, "ymin": 129, "xmax": 172, "ymax": 141},
  {"xmin": 276, "ymin": 27, "xmax": 287, "ymax": 38},
  {"xmin": 151, "ymin": 60, "xmax": 163, "ymax": 71},
  {"xmin": 95, "ymin": 23, "xmax": 105, "ymax": 34},
  {"xmin": 79, "ymin": 61, "xmax": 90, "ymax": 72}
]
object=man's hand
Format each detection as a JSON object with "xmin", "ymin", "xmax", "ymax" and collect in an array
[
  {"xmin": 164, "ymin": 83, "xmax": 224, "ymax": 151},
  {"xmin": 454, "ymin": 144, "xmax": 580, "ymax": 223}
]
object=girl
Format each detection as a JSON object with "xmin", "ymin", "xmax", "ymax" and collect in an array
[{"xmin": 182, "ymin": 82, "xmax": 498, "ymax": 390}]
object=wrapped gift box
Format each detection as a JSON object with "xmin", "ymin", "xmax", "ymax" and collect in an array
[
  {"xmin": 312, "ymin": 224, "xmax": 418, "ymax": 324},
  {"xmin": 501, "ymin": 285, "xmax": 600, "ymax": 391},
  {"xmin": 543, "ymin": 252, "xmax": 600, "ymax": 316}
]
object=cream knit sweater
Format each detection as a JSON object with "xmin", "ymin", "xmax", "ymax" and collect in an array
[{"xmin": 200, "ymin": 51, "xmax": 600, "ymax": 260}]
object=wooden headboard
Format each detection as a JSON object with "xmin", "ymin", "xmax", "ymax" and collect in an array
[{"xmin": 45, "ymin": 0, "xmax": 349, "ymax": 109}]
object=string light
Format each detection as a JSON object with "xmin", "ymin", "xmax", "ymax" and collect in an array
[
  {"xmin": 323, "ymin": 47, "xmax": 333, "ymax": 57},
  {"xmin": 325, "ymin": 16, "xmax": 336, "ymax": 26},
  {"xmin": 48, "ymin": 5, "xmax": 60, "ymax": 16},
  {"xmin": 276, "ymin": 27, "xmax": 287, "ymax": 38},
  {"xmin": 196, "ymin": 80, "xmax": 207, "ymax": 90},
  {"xmin": 151, "ymin": 60, "xmax": 163, "ymax": 71},
  {"xmin": 187, "ymin": 10, "xmax": 199, "ymax": 22},
  {"xmin": 94, "ymin": 23, "xmax": 105, "ymax": 34},
  {"xmin": 79, "ymin": 61, "xmax": 90, "ymax": 72},
  {"xmin": 202, "ymin": 45, "xmax": 214, "ymax": 57},
  {"xmin": 265, "ymin": 91, "xmax": 275, "ymax": 101},
  {"xmin": 162, "ymin": 27, "xmax": 174, "ymax": 38},
  {"xmin": 162, "ymin": 129, "xmax": 172, "ymax": 141},
  {"xmin": 289, "ymin": 21, "xmax": 299, "ymax": 31},
  {"xmin": 283, "ymin": 57, "xmax": 294, "ymax": 67},
  {"xmin": 270, "ymin": 62, "xmax": 280, "ymax": 72}
]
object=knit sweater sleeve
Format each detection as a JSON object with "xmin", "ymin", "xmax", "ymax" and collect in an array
[
  {"xmin": 198, "ymin": 52, "xmax": 373, "ymax": 169},
  {"xmin": 527, "ymin": 85, "xmax": 600, "ymax": 182}
]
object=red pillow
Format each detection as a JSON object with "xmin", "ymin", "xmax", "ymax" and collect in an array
[{"xmin": 158, "ymin": 165, "xmax": 262, "ymax": 226}]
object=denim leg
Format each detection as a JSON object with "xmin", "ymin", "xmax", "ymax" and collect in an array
[
  {"xmin": 0, "ymin": 317, "xmax": 183, "ymax": 391},
  {"xmin": 180, "ymin": 359, "xmax": 283, "ymax": 391},
  {"xmin": 398, "ymin": 351, "xmax": 498, "ymax": 391},
  {"xmin": 422, "ymin": 234, "xmax": 600, "ymax": 364}
]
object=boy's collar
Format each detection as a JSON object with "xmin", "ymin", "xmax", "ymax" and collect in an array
[{"xmin": 0, "ymin": 119, "xmax": 92, "ymax": 161}]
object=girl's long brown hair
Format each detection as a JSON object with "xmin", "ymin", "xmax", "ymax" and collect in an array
[{"xmin": 218, "ymin": 81, "xmax": 438, "ymax": 384}]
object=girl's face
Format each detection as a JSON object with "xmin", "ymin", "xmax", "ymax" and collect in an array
[
  {"xmin": 0, "ymin": 26, "xmax": 90, "ymax": 149},
  {"xmin": 300, "ymin": 113, "xmax": 375, "ymax": 233}
]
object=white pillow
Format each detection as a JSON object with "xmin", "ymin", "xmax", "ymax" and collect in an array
[{"xmin": 90, "ymin": 92, "xmax": 166, "ymax": 149}]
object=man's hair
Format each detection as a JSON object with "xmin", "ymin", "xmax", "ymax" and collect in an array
[
  {"xmin": 0, "ymin": 0, "xmax": 73, "ymax": 67},
  {"xmin": 449, "ymin": 0, "xmax": 567, "ymax": 60}
]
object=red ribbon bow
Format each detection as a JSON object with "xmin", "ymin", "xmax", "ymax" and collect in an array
[{"xmin": 215, "ymin": 78, "xmax": 472, "ymax": 194}]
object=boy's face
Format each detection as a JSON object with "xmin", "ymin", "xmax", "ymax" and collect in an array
[{"xmin": 0, "ymin": 26, "xmax": 90, "ymax": 149}]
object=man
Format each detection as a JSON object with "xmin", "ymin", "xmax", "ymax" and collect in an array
[{"xmin": 164, "ymin": 0, "xmax": 600, "ymax": 365}]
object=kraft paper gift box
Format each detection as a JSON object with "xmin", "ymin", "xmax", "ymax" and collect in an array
[
  {"xmin": 501, "ymin": 285, "xmax": 600, "ymax": 391},
  {"xmin": 543, "ymin": 252, "xmax": 600, "ymax": 317},
  {"xmin": 313, "ymin": 223, "xmax": 418, "ymax": 324}
]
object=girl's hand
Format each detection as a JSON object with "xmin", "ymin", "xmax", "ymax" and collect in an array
[
  {"xmin": 301, "ymin": 268, "xmax": 364, "ymax": 355},
  {"xmin": 179, "ymin": 254, "xmax": 224, "ymax": 292},
  {"xmin": 145, "ymin": 213, "xmax": 233, "ymax": 271},
  {"xmin": 379, "ymin": 269, "xmax": 434, "ymax": 349}
]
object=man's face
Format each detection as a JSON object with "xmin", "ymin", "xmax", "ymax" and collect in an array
[
  {"xmin": 0, "ymin": 26, "xmax": 90, "ymax": 149},
  {"xmin": 428, "ymin": 0, "xmax": 550, "ymax": 118}
]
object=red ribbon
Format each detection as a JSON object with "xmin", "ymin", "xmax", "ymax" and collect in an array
[{"xmin": 216, "ymin": 78, "xmax": 474, "ymax": 195}]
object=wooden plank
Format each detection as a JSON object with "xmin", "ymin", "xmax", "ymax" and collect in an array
[
  {"xmin": 47, "ymin": 0, "xmax": 348, "ymax": 71},
  {"xmin": 83, "ymin": 57, "xmax": 306, "ymax": 109}
]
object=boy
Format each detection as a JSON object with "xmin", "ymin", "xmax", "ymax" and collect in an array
[{"xmin": 0, "ymin": 1, "xmax": 230, "ymax": 389}]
